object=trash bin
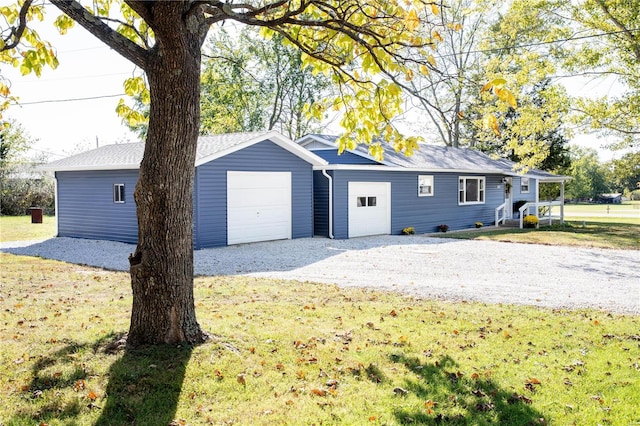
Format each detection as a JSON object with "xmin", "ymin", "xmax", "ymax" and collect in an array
[{"xmin": 30, "ymin": 207, "xmax": 43, "ymax": 224}]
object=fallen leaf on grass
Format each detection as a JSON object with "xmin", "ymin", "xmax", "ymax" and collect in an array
[
  {"xmin": 508, "ymin": 393, "xmax": 533, "ymax": 404},
  {"xmin": 237, "ymin": 374, "xmax": 246, "ymax": 386},
  {"xmin": 311, "ymin": 388, "xmax": 327, "ymax": 396},
  {"xmin": 393, "ymin": 387, "xmax": 408, "ymax": 396},
  {"xmin": 424, "ymin": 399, "xmax": 438, "ymax": 414},
  {"xmin": 475, "ymin": 402, "xmax": 495, "ymax": 412}
]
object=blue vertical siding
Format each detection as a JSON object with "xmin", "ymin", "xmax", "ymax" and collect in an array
[
  {"xmin": 194, "ymin": 140, "xmax": 314, "ymax": 248},
  {"xmin": 56, "ymin": 170, "xmax": 139, "ymax": 244},
  {"xmin": 330, "ymin": 170, "xmax": 508, "ymax": 239}
]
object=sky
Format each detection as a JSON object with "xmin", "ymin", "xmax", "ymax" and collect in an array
[
  {"xmin": 4, "ymin": 12, "xmax": 140, "ymax": 161},
  {"xmin": 3, "ymin": 5, "xmax": 622, "ymax": 163}
]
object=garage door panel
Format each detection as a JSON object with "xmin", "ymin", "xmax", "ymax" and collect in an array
[
  {"xmin": 348, "ymin": 182, "xmax": 391, "ymax": 238},
  {"xmin": 227, "ymin": 171, "xmax": 292, "ymax": 245}
]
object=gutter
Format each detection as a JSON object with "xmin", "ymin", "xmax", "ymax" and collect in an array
[{"xmin": 321, "ymin": 169, "xmax": 334, "ymax": 239}]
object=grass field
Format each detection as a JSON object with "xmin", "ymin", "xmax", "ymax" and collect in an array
[
  {"xmin": 0, "ymin": 215, "xmax": 56, "ymax": 242},
  {"xmin": 1, "ymin": 254, "xmax": 638, "ymax": 425}
]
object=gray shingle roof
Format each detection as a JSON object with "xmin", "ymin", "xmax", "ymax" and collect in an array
[
  {"xmin": 303, "ymin": 134, "xmax": 566, "ymax": 179},
  {"xmin": 45, "ymin": 131, "xmax": 319, "ymax": 171}
]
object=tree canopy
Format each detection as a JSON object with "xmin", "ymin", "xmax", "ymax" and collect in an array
[{"xmin": 1, "ymin": 0, "xmax": 456, "ymax": 347}]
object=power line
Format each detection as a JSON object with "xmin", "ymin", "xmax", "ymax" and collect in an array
[
  {"xmin": 9, "ymin": 25, "xmax": 640, "ymax": 106},
  {"xmin": 16, "ymin": 93, "xmax": 125, "ymax": 105},
  {"xmin": 475, "ymin": 27, "xmax": 640, "ymax": 56}
]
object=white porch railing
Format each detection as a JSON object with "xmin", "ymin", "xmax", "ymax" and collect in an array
[
  {"xmin": 518, "ymin": 201, "xmax": 563, "ymax": 229},
  {"xmin": 495, "ymin": 202, "xmax": 507, "ymax": 226}
]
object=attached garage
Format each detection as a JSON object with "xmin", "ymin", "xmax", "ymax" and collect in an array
[
  {"xmin": 348, "ymin": 181, "xmax": 391, "ymax": 238},
  {"xmin": 46, "ymin": 131, "xmax": 327, "ymax": 249},
  {"xmin": 227, "ymin": 171, "xmax": 292, "ymax": 245}
]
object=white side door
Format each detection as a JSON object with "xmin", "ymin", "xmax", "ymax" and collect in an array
[{"xmin": 348, "ymin": 181, "xmax": 391, "ymax": 238}]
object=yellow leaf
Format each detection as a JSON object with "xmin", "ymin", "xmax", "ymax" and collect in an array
[
  {"xmin": 427, "ymin": 55, "xmax": 437, "ymax": 67},
  {"xmin": 405, "ymin": 9, "xmax": 420, "ymax": 31},
  {"xmin": 432, "ymin": 30, "xmax": 443, "ymax": 43},
  {"xmin": 484, "ymin": 114, "xmax": 500, "ymax": 137},
  {"xmin": 430, "ymin": 3, "xmax": 440, "ymax": 15},
  {"xmin": 0, "ymin": 83, "xmax": 9, "ymax": 98},
  {"xmin": 480, "ymin": 81, "xmax": 493, "ymax": 93},
  {"xmin": 405, "ymin": 68, "xmax": 414, "ymax": 82}
]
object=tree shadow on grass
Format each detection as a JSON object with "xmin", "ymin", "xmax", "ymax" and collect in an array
[
  {"xmin": 11, "ymin": 332, "xmax": 195, "ymax": 426},
  {"xmin": 94, "ymin": 336, "xmax": 194, "ymax": 426},
  {"xmin": 389, "ymin": 353, "xmax": 547, "ymax": 425}
]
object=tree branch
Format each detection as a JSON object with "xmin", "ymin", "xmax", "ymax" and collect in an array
[
  {"xmin": 1, "ymin": 0, "xmax": 33, "ymax": 52},
  {"xmin": 50, "ymin": 0, "xmax": 149, "ymax": 70},
  {"xmin": 593, "ymin": 0, "xmax": 640, "ymax": 63}
]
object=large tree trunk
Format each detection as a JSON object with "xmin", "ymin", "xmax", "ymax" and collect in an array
[{"xmin": 127, "ymin": 4, "xmax": 208, "ymax": 347}]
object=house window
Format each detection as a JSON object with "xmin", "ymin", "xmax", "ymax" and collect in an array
[
  {"xmin": 458, "ymin": 176, "xmax": 485, "ymax": 205},
  {"xmin": 521, "ymin": 177, "xmax": 530, "ymax": 193},
  {"xmin": 418, "ymin": 175, "xmax": 434, "ymax": 197},
  {"xmin": 114, "ymin": 184, "xmax": 125, "ymax": 203},
  {"xmin": 357, "ymin": 196, "xmax": 377, "ymax": 207}
]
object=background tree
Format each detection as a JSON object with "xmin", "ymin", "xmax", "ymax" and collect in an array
[
  {"xmin": 0, "ymin": 121, "xmax": 54, "ymax": 215},
  {"xmin": 474, "ymin": 79, "xmax": 571, "ymax": 172},
  {"xmin": 201, "ymin": 27, "xmax": 332, "ymax": 139},
  {"xmin": 2, "ymin": 0, "xmax": 443, "ymax": 347},
  {"xmin": 467, "ymin": 0, "xmax": 572, "ymax": 170},
  {"xmin": 405, "ymin": 0, "xmax": 496, "ymax": 148},
  {"xmin": 563, "ymin": 0, "xmax": 640, "ymax": 153},
  {"xmin": 607, "ymin": 151, "xmax": 640, "ymax": 195},
  {"xmin": 565, "ymin": 145, "xmax": 609, "ymax": 201}
]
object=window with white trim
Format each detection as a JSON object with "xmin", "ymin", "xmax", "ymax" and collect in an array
[
  {"xmin": 418, "ymin": 175, "xmax": 434, "ymax": 197},
  {"xmin": 520, "ymin": 177, "xmax": 530, "ymax": 193},
  {"xmin": 458, "ymin": 176, "xmax": 485, "ymax": 205},
  {"xmin": 114, "ymin": 184, "xmax": 125, "ymax": 203}
]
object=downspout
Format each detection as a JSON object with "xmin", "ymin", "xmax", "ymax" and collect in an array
[
  {"xmin": 54, "ymin": 173, "xmax": 59, "ymax": 237},
  {"xmin": 321, "ymin": 169, "xmax": 334, "ymax": 239}
]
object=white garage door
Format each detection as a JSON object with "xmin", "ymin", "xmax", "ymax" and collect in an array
[
  {"xmin": 227, "ymin": 171, "xmax": 292, "ymax": 245},
  {"xmin": 348, "ymin": 182, "xmax": 391, "ymax": 238}
]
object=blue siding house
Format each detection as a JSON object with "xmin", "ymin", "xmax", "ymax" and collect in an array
[
  {"xmin": 47, "ymin": 131, "xmax": 569, "ymax": 247},
  {"xmin": 46, "ymin": 131, "xmax": 326, "ymax": 248},
  {"xmin": 297, "ymin": 134, "xmax": 569, "ymax": 238}
]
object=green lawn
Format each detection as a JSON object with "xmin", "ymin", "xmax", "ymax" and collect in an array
[
  {"xmin": 440, "ymin": 221, "xmax": 640, "ymax": 250},
  {"xmin": 1, "ymin": 254, "xmax": 638, "ymax": 425},
  {"xmin": 557, "ymin": 201, "xmax": 640, "ymax": 226},
  {"xmin": 0, "ymin": 214, "xmax": 56, "ymax": 242}
]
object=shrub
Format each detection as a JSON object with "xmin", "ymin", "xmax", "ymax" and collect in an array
[
  {"xmin": 475, "ymin": 222, "xmax": 483, "ymax": 228},
  {"xmin": 0, "ymin": 177, "xmax": 55, "ymax": 216},
  {"xmin": 523, "ymin": 215, "xmax": 539, "ymax": 228},
  {"xmin": 402, "ymin": 226, "xmax": 415, "ymax": 235},
  {"xmin": 438, "ymin": 224, "xmax": 449, "ymax": 232}
]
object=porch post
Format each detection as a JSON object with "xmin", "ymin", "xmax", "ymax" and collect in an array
[{"xmin": 560, "ymin": 181, "xmax": 565, "ymax": 225}]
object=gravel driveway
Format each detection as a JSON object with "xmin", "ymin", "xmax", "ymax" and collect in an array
[{"xmin": 3, "ymin": 236, "xmax": 639, "ymax": 315}]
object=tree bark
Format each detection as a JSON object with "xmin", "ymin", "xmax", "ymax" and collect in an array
[{"xmin": 126, "ymin": 3, "xmax": 209, "ymax": 347}]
